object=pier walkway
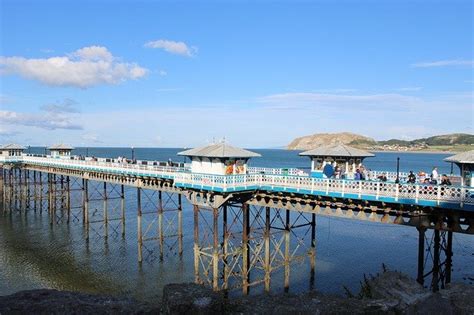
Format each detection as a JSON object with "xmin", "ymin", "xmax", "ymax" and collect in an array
[{"xmin": 2, "ymin": 154, "xmax": 472, "ymax": 211}]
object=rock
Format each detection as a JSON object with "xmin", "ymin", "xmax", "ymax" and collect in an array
[
  {"xmin": 365, "ymin": 271, "xmax": 432, "ymax": 310},
  {"xmin": 162, "ymin": 283, "xmax": 223, "ymax": 315},
  {"xmin": 0, "ymin": 289, "xmax": 158, "ymax": 314},
  {"xmin": 226, "ymin": 291, "xmax": 397, "ymax": 315},
  {"xmin": 439, "ymin": 283, "xmax": 474, "ymax": 315}
]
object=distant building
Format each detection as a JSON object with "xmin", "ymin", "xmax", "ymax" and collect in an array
[
  {"xmin": 178, "ymin": 143, "xmax": 261, "ymax": 175},
  {"xmin": 445, "ymin": 150, "xmax": 474, "ymax": 187},
  {"xmin": 0, "ymin": 144, "xmax": 26, "ymax": 157},
  {"xmin": 300, "ymin": 144, "xmax": 374, "ymax": 178},
  {"xmin": 49, "ymin": 144, "xmax": 74, "ymax": 157}
]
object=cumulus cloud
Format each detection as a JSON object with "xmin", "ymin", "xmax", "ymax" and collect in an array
[
  {"xmin": 144, "ymin": 39, "xmax": 196, "ymax": 57},
  {"xmin": 411, "ymin": 59, "xmax": 473, "ymax": 68},
  {"xmin": 0, "ymin": 46, "xmax": 148, "ymax": 88}
]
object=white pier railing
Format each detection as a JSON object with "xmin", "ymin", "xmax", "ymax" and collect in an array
[
  {"xmin": 1, "ymin": 155, "xmax": 472, "ymax": 208},
  {"xmin": 247, "ymin": 167, "xmax": 308, "ymax": 176}
]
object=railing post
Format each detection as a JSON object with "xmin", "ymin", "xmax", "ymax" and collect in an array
[
  {"xmin": 395, "ymin": 183, "xmax": 399, "ymax": 201},
  {"xmin": 137, "ymin": 187, "xmax": 143, "ymax": 263},
  {"xmin": 437, "ymin": 185, "xmax": 441, "ymax": 205},
  {"xmin": 415, "ymin": 185, "xmax": 419, "ymax": 203},
  {"xmin": 342, "ymin": 180, "xmax": 345, "ymax": 197},
  {"xmin": 376, "ymin": 181, "xmax": 380, "ymax": 200},
  {"xmin": 358, "ymin": 180, "xmax": 362, "ymax": 198}
]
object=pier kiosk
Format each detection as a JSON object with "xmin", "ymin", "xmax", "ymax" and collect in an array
[
  {"xmin": 445, "ymin": 150, "xmax": 474, "ymax": 187},
  {"xmin": 300, "ymin": 144, "xmax": 374, "ymax": 179},
  {"xmin": 178, "ymin": 142, "xmax": 261, "ymax": 175},
  {"xmin": 49, "ymin": 144, "xmax": 74, "ymax": 158},
  {"xmin": 0, "ymin": 144, "xmax": 26, "ymax": 157}
]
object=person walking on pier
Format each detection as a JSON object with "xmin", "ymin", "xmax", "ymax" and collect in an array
[{"xmin": 431, "ymin": 167, "xmax": 439, "ymax": 184}]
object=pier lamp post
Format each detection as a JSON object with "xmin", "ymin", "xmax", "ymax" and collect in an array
[
  {"xmin": 86, "ymin": 147, "xmax": 89, "ymax": 157},
  {"xmin": 44, "ymin": 147, "xmax": 47, "ymax": 156},
  {"xmin": 131, "ymin": 146, "xmax": 135, "ymax": 161},
  {"xmin": 396, "ymin": 157, "xmax": 400, "ymax": 183}
]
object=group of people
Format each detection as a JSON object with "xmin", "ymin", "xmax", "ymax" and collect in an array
[
  {"xmin": 406, "ymin": 167, "xmax": 452, "ymax": 185},
  {"xmin": 332, "ymin": 164, "xmax": 371, "ymax": 180}
]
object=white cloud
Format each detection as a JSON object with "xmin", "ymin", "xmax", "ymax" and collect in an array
[
  {"xmin": 0, "ymin": 99, "xmax": 82, "ymax": 130},
  {"xmin": 411, "ymin": 59, "xmax": 473, "ymax": 68},
  {"xmin": 0, "ymin": 46, "xmax": 148, "ymax": 88},
  {"xmin": 0, "ymin": 110, "xmax": 82, "ymax": 130},
  {"xmin": 159, "ymin": 70, "xmax": 167, "ymax": 76},
  {"xmin": 144, "ymin": 39, "xmax": 195, "ymax": 57}
]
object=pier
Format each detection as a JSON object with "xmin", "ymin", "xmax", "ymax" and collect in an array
[{"xmin": 1, "ymin": 143, "xmax": 473, "ymax": 294}]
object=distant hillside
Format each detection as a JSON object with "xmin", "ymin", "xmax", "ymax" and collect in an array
[
  {"xmin": 287, "ymin": 133, "xmax": 474, "ymax": 152},
  {"xmin": 378, "ymin": 134, "xmax": 474, "ymax": 146},
  {"xmin": 287, "ymin": 132, "xmax": 376, "ymax": 150}
]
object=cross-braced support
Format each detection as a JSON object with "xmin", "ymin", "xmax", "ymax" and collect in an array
[
  {"xmin": 193, "ymin": 200, "xmax": 317, "ymax": 294},
  {"xmin": 84, "ymin": 180, "xmax": 125, "ymax": 240},
  {"xmin": 416, "ymin": 227, "xmax": 453, "ymax": 292},
  {"xmin": 136, "ymin": 188, "xmax": 183, "ymax": 263}
]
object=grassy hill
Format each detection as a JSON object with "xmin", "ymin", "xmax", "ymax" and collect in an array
[{"xmin": 287, "ymin": 133, "xmax": 474, "ymax": 152}]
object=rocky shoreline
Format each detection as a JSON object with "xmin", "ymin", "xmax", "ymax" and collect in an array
[{"xmin": 1, "ymin": 271, "xmax": 473, "ymax": 314}]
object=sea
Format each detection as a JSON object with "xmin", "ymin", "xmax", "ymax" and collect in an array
[{"xmin": 0, "ymin": 148, "xmax": 473, "ymax": 302}]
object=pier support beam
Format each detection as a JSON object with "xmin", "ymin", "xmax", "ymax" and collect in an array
[
  {"xmin": 416, "ymin": 226, "xmax": 453, "ymax": 292},
  {"xmin": 192, "ymin": 201, "xmax": 317, "ymax": 294},
  {"xmin": 137, "ymin": 187, "xmax": 184, "ymax": 262}
]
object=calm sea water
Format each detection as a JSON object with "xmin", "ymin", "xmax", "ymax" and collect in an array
[{"xmin": 0, "ymin": 148, "xmax": 472, "ymax": 302}]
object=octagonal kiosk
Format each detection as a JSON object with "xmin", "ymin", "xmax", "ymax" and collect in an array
[
  {"xmin": 445, "ymin": 150, "xmax": 474, "ymax": 188},
  {"xmin": 177, "ymin": 142, "xmax": 261, "ymax": 175},
  {"xmin": 0, "ymin": 144, "xmax": 26, "ymax": 157},
  {"xmin": 300, "ymin": 144, "xmax": 374, "ymax": 179},
  {"xmin": 49, "ymin": 144, "xmax": 74, "ymax": 158}
]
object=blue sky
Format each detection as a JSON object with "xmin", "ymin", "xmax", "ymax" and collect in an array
[{"xmin": 1, "ymin": 0, "xmax": 472, "ymax": 148}]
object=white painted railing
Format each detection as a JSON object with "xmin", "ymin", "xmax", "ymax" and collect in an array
[
  {"xmin": 0, "ymin": 155, "xmax": 188, "ymax": 175},
  {"xmin": 247, "ymin": 167, "xmax": 308, "ymax": 176},
  {"xmin": 1, "ymin": 155, "xmax": 471, "ymax": 207}
]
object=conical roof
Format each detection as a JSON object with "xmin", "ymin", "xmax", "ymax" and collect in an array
[
  {"xmin": 49, "ymin": 144, "xmax": 74, "ymax": 150},
  {"xmin": 1, "ymin": 143, "xmax": 26, "ymax": 150},
  {"xmin": 444, "ymin": 150, "xmax": 474, "ymax": 164},
  {"xmin": 178, "ymin": 143, "xmax": 261, "ymax": 158},
  {"xmin": 299, "ymin": 144, "xmax": 374, "ymax": 158}
]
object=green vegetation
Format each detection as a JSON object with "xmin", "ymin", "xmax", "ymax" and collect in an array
[{"xmin": 377, "ymin": 133, "xmax": 474, "ymax": 147}]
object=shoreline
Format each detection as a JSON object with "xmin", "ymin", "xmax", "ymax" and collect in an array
[{"xmin": 1, "ymin": 272, "xmax": 473, "ymax": 314}]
